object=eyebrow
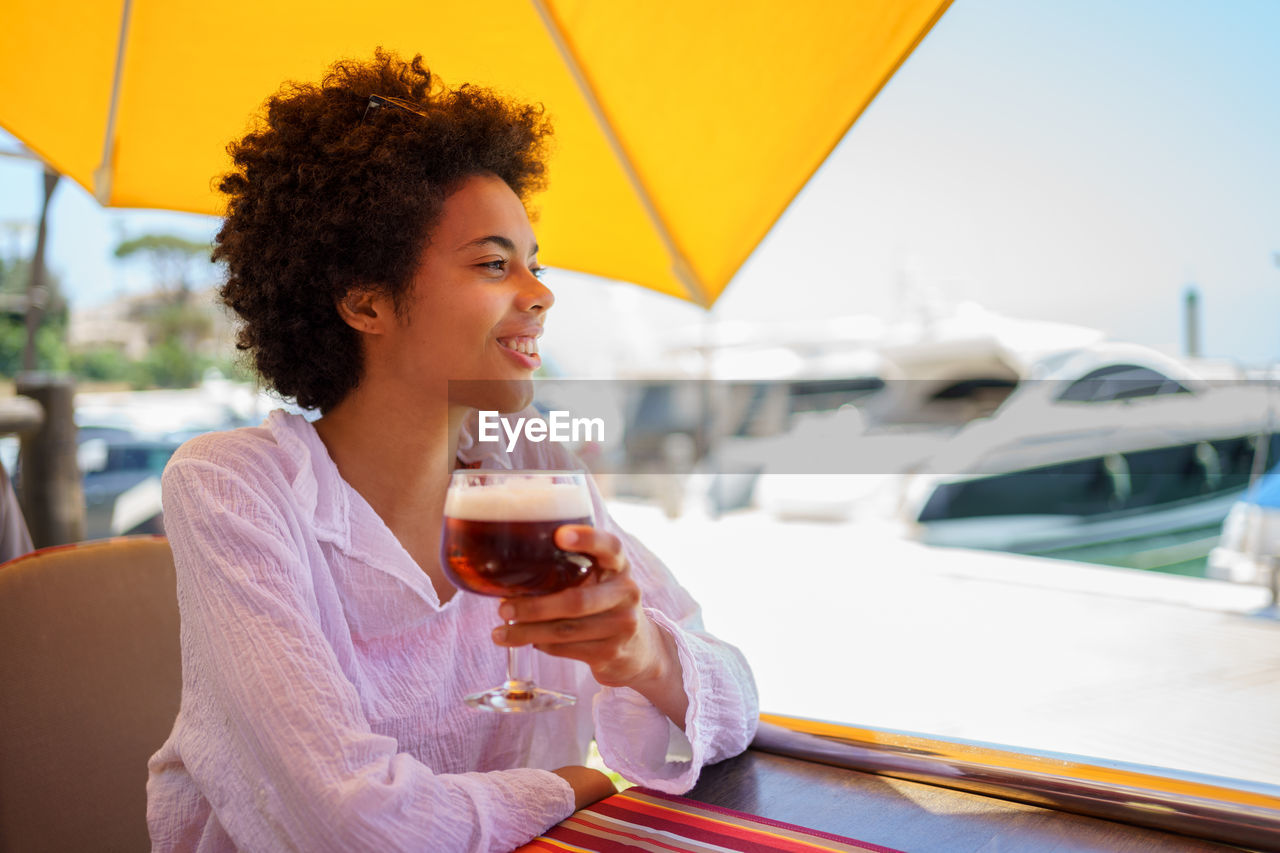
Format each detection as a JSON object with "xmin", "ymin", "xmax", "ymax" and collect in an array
[{"xmin": 456, "ymin": 236, "xmax": 539, "ymax": 257}]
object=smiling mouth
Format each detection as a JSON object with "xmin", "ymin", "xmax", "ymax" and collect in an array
[{"xmin": 497, "ymin": 336, "xmax": 539, "ymax": 356}]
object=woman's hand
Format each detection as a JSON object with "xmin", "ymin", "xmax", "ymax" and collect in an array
[
  {"xmin": 552, "ymin": 766, "xmax": 616, "ymax": 810},
  {"xmin": 493, "ymin": 526, "xmax": 689, "ymax": 724}
]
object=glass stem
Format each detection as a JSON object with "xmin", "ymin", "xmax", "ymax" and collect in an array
[{"xmin": 504, "ymin": 622, "xmax": 533, "ymax": 699}]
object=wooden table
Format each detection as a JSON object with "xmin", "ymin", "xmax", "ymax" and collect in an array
[{"xmin": 683, "ymin": 749, "xmax": 1239, "ymax": 852}]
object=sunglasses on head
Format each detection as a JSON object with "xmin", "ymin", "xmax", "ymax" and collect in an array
[{"xmin": 361, "ymin": 94, "xmax": 430, "ymax": 122}]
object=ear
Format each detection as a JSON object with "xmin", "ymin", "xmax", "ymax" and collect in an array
[{"xmin": 335, "ymin": 287, "xmax": 390, "ymax": 335}]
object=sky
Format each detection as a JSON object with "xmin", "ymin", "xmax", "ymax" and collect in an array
[{"xmin": 2, "ymin": 0, "xmax": 1278, "ymax": 368}]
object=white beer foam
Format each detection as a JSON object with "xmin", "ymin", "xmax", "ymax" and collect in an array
[{"xmin": 445, "ymin": 481, "xmax": 593, "ymax": 522}]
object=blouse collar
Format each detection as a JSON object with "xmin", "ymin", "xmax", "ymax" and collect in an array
[{"xmin": 264, "ymin": 407, "xmax": 517, "ymax": 550}]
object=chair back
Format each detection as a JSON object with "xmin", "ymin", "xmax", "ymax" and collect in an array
[{"xmin": 0, "ymin": 536, "xmax": 180, "ymax": 853}]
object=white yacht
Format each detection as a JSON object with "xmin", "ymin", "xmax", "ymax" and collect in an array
[{"xmin": 899, "ymin": 344, "xmax": 1276, "ymax": 573}]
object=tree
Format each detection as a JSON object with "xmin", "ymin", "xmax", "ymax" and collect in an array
[
  {"xmin": 111, "ymin": 233, "xmax": 223, "ymax": 388},
  {"xmin": 113, "ymin": 234, "xmax": 214, "ymax": 306}
]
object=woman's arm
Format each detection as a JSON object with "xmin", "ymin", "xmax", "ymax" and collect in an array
[
  {"xmin": 493, "ymin": 444, "xmax": 759, "ymax": 793},
  {"xmin": 156, "ymin": 457, "xmax": 581, "ymax": 852},
  {"xmin": 472, "ymin": 418, "xmax": 759, "ymax": 795}
]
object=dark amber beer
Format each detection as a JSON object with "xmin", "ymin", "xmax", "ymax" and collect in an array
[
  {"xmin": 441, "ymin": 476, "xmax": 596, "ymax": 597},
  {"xmin": 442, "ymin": 515, "xmax": 594, "ymax": 596}
]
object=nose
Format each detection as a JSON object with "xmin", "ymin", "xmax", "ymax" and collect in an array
[{"xmin": 517, "ymin": 268, "xmax": 555, "ymax": 314}]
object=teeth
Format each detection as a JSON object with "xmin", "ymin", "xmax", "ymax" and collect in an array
[{"xmin": 501, "ymin": 336, "xmax": 538, "ymax": 356}]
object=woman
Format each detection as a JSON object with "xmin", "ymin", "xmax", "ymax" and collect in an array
[{"xmin": 146, "ymin": 50, "xmax": 758, "ymax": 851}]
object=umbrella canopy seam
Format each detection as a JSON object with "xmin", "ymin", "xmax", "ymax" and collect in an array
[
  {"xmin": 529, "ymin": 0, "xmax": 709, "ymax": 308},
  {"xmin": 92, "ymin": 0, "xmax": 133, "ymax": 206}
]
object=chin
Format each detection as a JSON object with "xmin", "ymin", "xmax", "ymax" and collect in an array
[{"xmin": 449, "ymin": 376, "xmax": 535, "ymax": 413}]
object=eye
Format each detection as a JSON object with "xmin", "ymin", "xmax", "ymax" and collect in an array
[
  {"xmin": 531, "ymin": 266, "xmax": 547, "ymax": 280},
  {"xmin": 479, "ymin": 259, "xmax": 508, "ymax": 273}
]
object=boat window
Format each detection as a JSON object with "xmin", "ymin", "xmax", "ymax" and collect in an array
[
  {"xmin": 787, "ymin": 378, "xmax": 884, "ymax": 415},
  {"xmin": 929, "ymin": 377, "xmax": 1018, "ymax": 401},
  {"xmin": 919, "ymin": 439, "xmax": 1265, "ymax": 525},
  {"xmin": 1055, "ymin": 364, "xmax": 1191, "ymax": 402},
  {"xmin": 917, "ymin": 457, "xmax": 1116, "ymax": 520}
]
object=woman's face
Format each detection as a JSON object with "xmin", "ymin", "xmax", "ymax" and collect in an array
[{"xmin": 373, "ymin": 172, "xmax": 554, "ymax": 413}]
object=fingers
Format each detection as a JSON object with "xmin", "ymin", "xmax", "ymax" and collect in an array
[
  {"xmin": 555, "ymin": 525, "xmax": 626, "ymax": 572},
  {"xmin": 501, "ymin": 569, "xmax": 639, "ymax": 625},
  {"xmin": 492, "ymin": 524, "xmax": 652, "ymax": 678},
  {"xmin": 494, "ymin": 599, "xmax": 640, "ymax": 649}
]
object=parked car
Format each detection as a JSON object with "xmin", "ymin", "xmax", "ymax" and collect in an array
[{"xmin": 79, "ymin": 433, "xmax": 181, "ymax": 539}]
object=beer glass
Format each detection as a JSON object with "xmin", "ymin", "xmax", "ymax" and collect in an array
[{"xmin": 441, "ymin": 469, "xmax": 596, "ymax": 711}]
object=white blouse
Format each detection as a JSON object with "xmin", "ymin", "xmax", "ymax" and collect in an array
[{"xmin": 146, "ymin": 410, "xmax": 758, "ymax": 852}]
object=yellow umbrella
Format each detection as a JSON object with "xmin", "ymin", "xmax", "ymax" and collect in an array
[{"xmin": 1, "ymin": 0, "xmax": 951, "ymax": 306}]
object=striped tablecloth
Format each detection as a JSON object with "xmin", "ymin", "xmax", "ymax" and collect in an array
[{"xmin": 516, "ymin": 788, "xmax": 901, "ymax": 852}]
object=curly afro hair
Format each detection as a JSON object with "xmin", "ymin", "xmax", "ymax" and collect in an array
[{"xmin": 214, "ymin": 49, "xmax": 553, "ymax": 412}]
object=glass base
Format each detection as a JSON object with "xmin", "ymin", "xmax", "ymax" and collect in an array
[{"xmin": 464, "ymin": 684, "xmax": 577, "ymax": 713}]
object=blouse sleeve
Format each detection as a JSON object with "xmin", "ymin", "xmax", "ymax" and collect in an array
[
  {"xmin": 585, "ymin": 481, "xmax": 760, "ymax": 793},
  {"xmin": 153, "ymin": 457, "xmax": 575, "ymax": 853}
]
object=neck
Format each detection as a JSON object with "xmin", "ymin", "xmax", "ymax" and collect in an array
[{"xmin": 313, "ymin": 379, "xmax": 470, "ymax": 530}]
